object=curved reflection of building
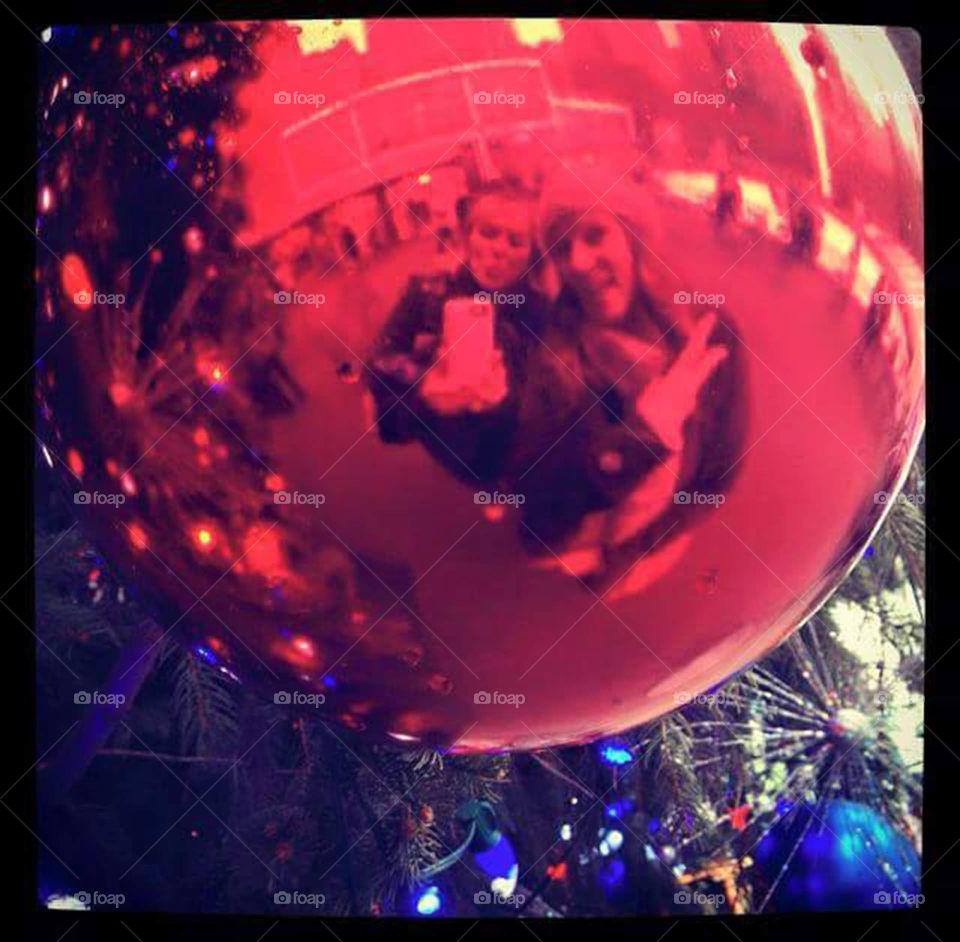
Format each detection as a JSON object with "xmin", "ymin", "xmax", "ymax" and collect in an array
[{"xmin": 256, "ymin": 58, "xmax": 636, "ymax": 279}]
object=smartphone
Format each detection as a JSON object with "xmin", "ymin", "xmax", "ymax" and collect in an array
[{"xmin": 441, "ymin": 296, "xmax": 497, "ymax": 382}]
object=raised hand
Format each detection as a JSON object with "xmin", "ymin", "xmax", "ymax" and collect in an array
[{"xmin": 635, "ymin": 311, "xmax": 730, "ymax": 451}]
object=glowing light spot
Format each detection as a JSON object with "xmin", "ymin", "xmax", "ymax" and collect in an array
[
  {"xmin": 603, "ymin": 829, "xmax": 624, "ymax": 852},
  {"xmin": 207, "ymin": 636, "xmax": 226, "ymax": 653},
  {"xmin": 128, "ymin": 523, "xmax": 149, "ymax": 551},
  {"xmin": 39, "ymin": 186, "xmax": 54, "ymax": 212},
  {"xmin": 41, "ymin": 27, "xmax": 52, "ymax": 43},
  {"xmin": 66, "ymin": 448, "xmax": 84, "ymax": 477},
  {"xmin": 61, "ymin": 254, "xmax": 94, "ymax": 311},
  {"xmin": 599, "ymin": 740, "xmax": 633, "ymax": 766},
  {"xmin": 193, "ymin": 643, "xmax": 217, "ymax": 665},
  {"xmin": 292, "ymin": 635, "xmax": 315, "ymax": 658},
  {"xmin": 211, "ymin": 365, "xmax": 224, "ymax": 382},
  {"xmin": 415, "ymin": 886, "xmax": 442, "ymax": 916},
  {"xmin": 108, "ymin": 381, "xmax": 134, "ymax": 408},
  {"xmin": 183, "ymin": 226, "xmax": 204, "ymax": 254},
  {"xmin": 193, "ymin": 426, "xmax": 210, "ymax": 447},
  {"xmin": 193, "ymin": 525, "xmax": 217, "ymax": 551},
  {"xmin": 388, "ymin": 731, "xmax": 420, "ymax": 743},
  {"xmin": 41, "ymin": 445, "xmax": 54, "ymax": 468},
  {"xmin": 264, "ymin": 472, "xmax": 284, "ymax": 491},
  {"xmin": 417, "ymin": 173, "xmax": 431, "ymax": 185},
  {"xmin": 120, "ymin": 473, "xmax": 137, "ymax": 497}
]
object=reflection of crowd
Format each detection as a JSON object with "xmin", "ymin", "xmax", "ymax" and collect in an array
[
  {"xmin": 367, "ymin": 163, "xmax": 746, "ymax": 591},
  {"xmin": 267, "ymin": 167, "xmax": 470, "ymax": 286}
]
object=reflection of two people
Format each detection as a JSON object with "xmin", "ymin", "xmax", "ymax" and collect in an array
[{"xmin": 369, "ymin": 166, "xmax": 745, "ymax": 594}]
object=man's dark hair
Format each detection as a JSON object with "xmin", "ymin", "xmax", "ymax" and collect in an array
[{"xmin": 456, "ymin": 178, "xmax": 538, "ymax": 233}]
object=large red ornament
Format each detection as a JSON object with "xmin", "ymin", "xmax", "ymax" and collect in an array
[{"xmin": 36, "ymin": 21, "xmax": 923, "ymax": 750}]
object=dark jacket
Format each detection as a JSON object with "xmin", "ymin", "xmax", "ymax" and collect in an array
[
  {"xmin": 368, "ymin": 266, "xmax": 551, "ymax": 486},
  {"xmin": 507, "ymin": 287, "xmax": 747, "ymax": 564}
]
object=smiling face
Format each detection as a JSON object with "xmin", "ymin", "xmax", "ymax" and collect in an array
[
  {"xmin": 552, "ymin": 210, "xmax": 635, "ymax": 323},
  {"xmin": 465, "ymin": 194, "xmax": 534, "ymax": 291}
]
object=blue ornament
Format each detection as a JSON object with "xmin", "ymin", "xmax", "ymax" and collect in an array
[
  {"xmin": 755, "ymin": 799, "xmax": 920, "ymax": 911},
  {"xmin": 474, "ymin": 831, "xmax": 519, "ymax": 897},
  {"xmin": 598, "ymin": 857, "xmax": 626, "ymax": 897}
]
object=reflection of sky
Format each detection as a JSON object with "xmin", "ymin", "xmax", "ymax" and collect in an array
[{"xmin": 771, "ymin": 25, "xmax": 922, "ymax": 198}]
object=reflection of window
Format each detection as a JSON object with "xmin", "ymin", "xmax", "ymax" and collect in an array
[
  {"xmin": 737, "ymin": 178, "xmax": 790, "ymax": 242},
  {"xmin": 817, "ymin": 212, "xmax": 857, "ymax": 277}
]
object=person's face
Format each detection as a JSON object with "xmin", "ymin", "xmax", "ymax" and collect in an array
[
  {"xmin": 466, "ymin": 195, "xmax": 533, "ymax": 291},
  {"xmin": 554, "ymin": 211, "xmax": 634, "ymax": 322}
]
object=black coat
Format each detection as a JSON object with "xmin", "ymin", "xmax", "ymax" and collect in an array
[
  {"xmin": 506, "ymin": 288, "xmax": 747, "ymax": 563},
  {"xmin": 368, "ymin": 267, "xmax": 551, "ymax": 486}
]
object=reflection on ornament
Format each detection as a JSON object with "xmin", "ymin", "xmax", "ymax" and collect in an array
[
  {"xmin": 755, "ymin": 800, "xmax": 919, "ymax": 911},
  {"xmin": 37, "ymin": 19, "xmax": 923, "ymax": 751}
]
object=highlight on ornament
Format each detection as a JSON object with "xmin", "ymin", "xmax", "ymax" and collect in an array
[{"xmin": 31, "ymin": 17, "xmax": 923, "ymax": 919}]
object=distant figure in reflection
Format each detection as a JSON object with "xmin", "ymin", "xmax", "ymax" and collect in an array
[
  {"xmin": 368, "ymin": 180, "xmax": 552, "ymax": 483},
  {"xmin": 508, "ymin": 165, "xmax": 747, "ymax": 587}
]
